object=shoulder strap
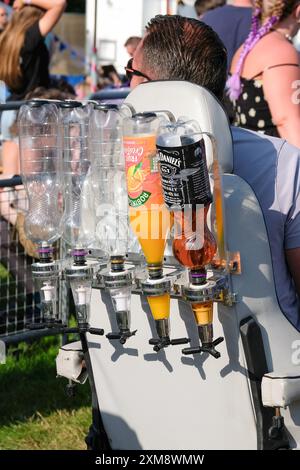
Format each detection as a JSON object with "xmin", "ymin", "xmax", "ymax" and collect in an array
[{"xmin": 251, "ymin": 63, "xmax": 299, "ymax": 80}]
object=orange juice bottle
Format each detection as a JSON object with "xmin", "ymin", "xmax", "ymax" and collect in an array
[{"xmin": 123, "ymin": 113, "xmax": 171, "ymax": 324}]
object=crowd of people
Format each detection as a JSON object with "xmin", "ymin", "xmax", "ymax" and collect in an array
[
  {"xmin": 0, "ymin": 0, "xmax": 67, "ymax": 177},
  {"xmin": 0, "ymin": 0, "xmax": 136, "ymax": 178}
]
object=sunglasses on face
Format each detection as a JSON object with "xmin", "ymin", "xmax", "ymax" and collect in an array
[{"xmin": 124, "ymin": 58, "xmax": 151, "ymax": 83}]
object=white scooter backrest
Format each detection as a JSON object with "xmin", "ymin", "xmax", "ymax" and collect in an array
[{"xmin": 123, "ymin": 80, "xmax": 233, "ymax": 174}]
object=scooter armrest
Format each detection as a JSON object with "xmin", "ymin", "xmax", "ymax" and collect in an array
[{"xmin": 262, "ymin": 371, "xmax": 300, "ymax": 408}]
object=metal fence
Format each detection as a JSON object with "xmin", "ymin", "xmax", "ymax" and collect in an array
[
  {"xmin": 0, "ymin": 97, "xmax": 122, "ymax": 342},
  {"xmin": 0, "ymin": 176, "xmax": 41, "ymax": 338},
  {"xmin": 0, "ymin": 101, "xmax": 64, "ymax": 342}
]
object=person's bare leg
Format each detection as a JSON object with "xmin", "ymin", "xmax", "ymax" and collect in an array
[
  {"xmin": 0, "ymin": 140, "xmax": 20, "ymax": 224},
  {"xmin": 1, "ymin": 140, "xmax": 20, "ymax": 176}
]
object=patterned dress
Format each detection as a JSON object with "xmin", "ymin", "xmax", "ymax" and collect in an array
[{"xmin": 231, "ymin": 64, "xmax": 299, "ymax": 138}]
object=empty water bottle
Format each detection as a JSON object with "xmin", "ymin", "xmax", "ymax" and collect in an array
[
  {"xmin": 18, "ymin": 100, "xmax": 63, "ymax": 326},
  {"xmin": 59, "ymin": 101, "xmax": 93, "ymax": 249},
  {"xmin": 85, "ymin": 103, "xmax": 129, "ymax": 256},
  {"xmin": 18, "ymin": 100, "xmax": 64, "ymax": 246}
]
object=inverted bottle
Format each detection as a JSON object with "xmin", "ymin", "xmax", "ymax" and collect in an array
[
  {"xmin": 157, "ymin": 118, "xmax": 223, "ymax": 358},
  {"xmin": 59, "ymin": 101, "xmax": 101, "ymax": 334},
  {"xmin": 18, "ymin": 100, "xmax": 64, "ymax": 327},
  {"xmin": 123, "ymin": 113, "xmax": 189, "ymax": 351},
  {"xmin": 88, "ymin": 103, "xmax": 135, "ymax": 344}
]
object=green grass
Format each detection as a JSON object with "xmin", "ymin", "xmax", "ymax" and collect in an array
[
  {"xmin": 0, "ymin": 263, "xmax": 11, "ymax": 281},
  {"xmin": 0, "ymin": 336, "xmax": 92, "ymax": 450}
]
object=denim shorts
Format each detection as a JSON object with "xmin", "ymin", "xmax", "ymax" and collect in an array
[{"xmin": 0, "ymin": 109, "xmax": 17, "ymax": 141}]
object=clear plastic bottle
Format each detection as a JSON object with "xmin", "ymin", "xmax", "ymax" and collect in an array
[
  {"xmin": 87, "ymin": 104, "xmax": 135, "ymax": 344},
  {"xmin": 18, "ymin": 100, "xmax": 63, "ymax": 325},
  {"xmin": 59, "ymin": 101, "xmax": 93, "ymax": 248},
  {"xmin": 18, "ymin": 100, "xmax": 64, "ymax": 245},
  {"xmin": 85, "ymin": 103, "xmax": 129, "ymax": 256}
]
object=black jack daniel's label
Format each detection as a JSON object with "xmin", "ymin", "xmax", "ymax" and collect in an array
[{"xmin": 157, "ymin": 138, "xmax": 212, "ymax": 209}]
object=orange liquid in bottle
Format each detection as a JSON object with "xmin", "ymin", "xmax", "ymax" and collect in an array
[
  {"xmin": 192, "ymin": 302, "xmax": 213, "ymax": 325},
  {"xmin": 147, "ymin": 293, "xmax": 170, "ymax": 320},
  {"xmin": 129, "ymin": 205, "xmax": 171, "ymax": 264},
  {"xmin": 173, "ymin": 206, "xmax": 217, "ymax": 270},
  {"xmin": 124, "ymin": 133, "xmax": 171, "ymax": 320},
  {"xmin": 172, "ymin": 206, "xmax": 217, "ymax": 327}
]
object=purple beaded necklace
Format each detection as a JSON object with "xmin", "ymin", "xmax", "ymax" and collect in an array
[{"xmin": 226, "ymin": 8, "xmax": 280, "ymax": 101}]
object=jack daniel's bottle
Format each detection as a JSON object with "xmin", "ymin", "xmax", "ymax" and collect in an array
[
  {"xmin": 156, "ymin": 118, "xmax": 217, "ymax": 271},
  {"xmin": 157, "ymin": 118, "xmax": 223, "ymax": 359}
]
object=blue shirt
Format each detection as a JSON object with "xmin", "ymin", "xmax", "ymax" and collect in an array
[
  {"xmin": 232, "ymin": 126, "xmax": 300, "ymax": 330},
  {"xmin": 202, "ymin": 5, "xmax": 253, "ymax": 69},
  {"xmin": 177, "ymin": 4, "xmax": 198, "ymax": 19}
]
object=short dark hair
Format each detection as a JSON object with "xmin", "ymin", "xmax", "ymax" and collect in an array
[
  {"xmin": 124, "ymin": 36, "xmax": 142, "ymax": 47},
  {"xmin": 142, "ymin": 15, "xmax": 227, "ymax": 100}
]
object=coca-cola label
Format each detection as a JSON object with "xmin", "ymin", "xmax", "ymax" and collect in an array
[{"xmin": 157, "ymin": 139, "xmax": 212, "ymax": 209}]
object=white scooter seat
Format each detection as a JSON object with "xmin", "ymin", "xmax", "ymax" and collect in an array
[{"xmin": 85, "ymin": 81, "xmax": 300, "ymax": 449}]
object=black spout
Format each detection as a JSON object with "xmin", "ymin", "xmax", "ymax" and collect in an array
[
  {"xmin": 149, "ymin": 336, "xmax": 190, "ymax": 352},
  {"xmin": 106, "ymin": 329, "xmax": 137, "ymax": 345},
  {"xmin": 182, "ymin": 336, "xmax": 224, "ymax": 358}
]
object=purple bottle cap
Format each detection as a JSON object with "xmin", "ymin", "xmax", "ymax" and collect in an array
[
  {"xmin": 71, "ymin": 249, "xmax": 88, "ymax": 257},
  {"xmin": 191, "ymin": 272, "xmax": 206, "ymax": 278},
  {"xmin": 38, "ymin": 247, "xmax": 53, "ymax": 254}
]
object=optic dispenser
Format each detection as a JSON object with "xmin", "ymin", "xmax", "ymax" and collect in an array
[
  {"xmin": 123, "ymin": 113, "xmax": 189, "ymax": 351},
  {"xmin": 157, "ymin": 118, "xmax": 224, "ymax": 358}
]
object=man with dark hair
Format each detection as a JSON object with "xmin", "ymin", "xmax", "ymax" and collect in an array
[
  {"xmin": 130, "ymin": 16, "xmax": 227, "ymax": 100},
  {"xmin": 124, "ymin": 36, "xmax": 142, "ymax": 58},
  {"xmin": 128, "ymin": 14, "xmax": 300, "ymax": 331}
]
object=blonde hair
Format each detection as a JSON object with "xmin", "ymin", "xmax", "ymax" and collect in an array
[
  {"xmin": 0, "ymin": 6, "xmax": 44, "ymax": 90},
  {"xmin": 255, "ymin": 0, "xmax": 299, "ymax": 22}
]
